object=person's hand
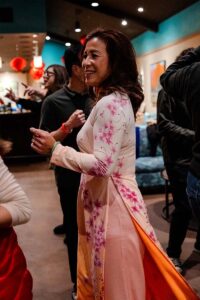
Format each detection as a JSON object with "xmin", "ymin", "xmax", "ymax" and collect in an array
[
  {"xmin": 30, "ymin": 128, "xmax": 56, "ymax": 155},
  {"xmin": 4, "ymin": 88, "xmax": 18, "ymax": 102},
  {"xmin": 67, "ymin": 109, "xmax": 86, "ymax": 129},
  {"xmin": 22, "ymin": 83, "xmax": 47, "ymax": 98}
]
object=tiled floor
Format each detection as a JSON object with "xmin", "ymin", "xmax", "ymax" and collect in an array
[{"xmin": 8, "ymin": 160, "xmax": 200, "ymax": 299}]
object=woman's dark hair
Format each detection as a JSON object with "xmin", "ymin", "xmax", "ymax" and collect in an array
[
  {"xmin": 46, "ymin": 64, "xmax": 68, "ymax": 92},
  {"xmin": 82, "ymin": 28, "xmax": 144, "ymax": 116}
]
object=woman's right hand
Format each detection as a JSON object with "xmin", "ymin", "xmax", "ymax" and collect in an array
[{"xmin": 30, "ymin": 128, "xmax": 56, "ymax": 155}]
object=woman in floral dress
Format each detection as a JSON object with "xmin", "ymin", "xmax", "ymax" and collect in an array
[{"xmin": 30, "ymin": 29, "xmax": 199, "ymax": 300}]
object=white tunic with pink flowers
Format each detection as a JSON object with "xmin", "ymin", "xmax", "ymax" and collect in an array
[{"xmin": 51, "ymin": 92, "xmax": 197, "ymax": 300}]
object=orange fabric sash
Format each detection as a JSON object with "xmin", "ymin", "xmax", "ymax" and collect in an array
[{"xmin": 133, "ymin": 219, "xmax": 200, "ymax": 300}]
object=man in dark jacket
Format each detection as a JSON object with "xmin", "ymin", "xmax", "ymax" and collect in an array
[
  {"xmin": 157, "ymin": 87, "xmax": 200, "ymax": 273},
  {"xmin": 160, "ymin": 46, "xmax": 200, "ymax": 255},
  {"xmin": 39, "ymin": 44, "xmax": 90, "ymax": 300}
]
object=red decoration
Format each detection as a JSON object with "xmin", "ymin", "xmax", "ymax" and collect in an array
[
  {"xmin": 61, "ymin": 56, "xmax": 65, "ymax": 65},
  {"xmin": 29, "ymin": 67, "xmax": 44, "ymax": 80},
  {"xmin": 80, "ymin": 35, "xmax": 86, "ymax": 45},
  {"xmin": 10, "ymin": 57, "xmax": 27, "ymax": 72}
]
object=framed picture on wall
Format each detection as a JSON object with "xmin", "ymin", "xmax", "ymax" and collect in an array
[{"xmin": 150, "ymin": 60, "xmax": 166, "ymax": 107}]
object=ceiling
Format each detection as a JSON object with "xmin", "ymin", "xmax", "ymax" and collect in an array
[
  {"xmin": 0, "ymin": 33, "xmax": 45, "ymax": 73},
  {"xmin": 0, "ymin": 0, "xmax": 198, "ymax": 73},
  {"xmin": 46, "ymin": 0, "xmax": 198, "ymax": 43}
]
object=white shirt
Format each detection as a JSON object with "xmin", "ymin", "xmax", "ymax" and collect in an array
[{"xmin": 0, "ymin": 157, "xmax": 31, "ymax": 226}]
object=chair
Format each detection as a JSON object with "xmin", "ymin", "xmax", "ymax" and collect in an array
[{"xmin": 160, "ymin": 169, "xmax": 174, "ymax": 220}]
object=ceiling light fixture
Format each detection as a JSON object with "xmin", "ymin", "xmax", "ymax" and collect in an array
[
  {"xmin": 137, "ymin": 7, "xmax": 144, "ymax": 13},
  {"xmin": 75, "ymin": 21, "xmax": 81, "ymax": 33},
  {"xmin": 33, "ymin": 41, "xmax": 43, "ymax": 68},
  {"xmin": 91, "ymin": 2, "xmax": 99, "ymax": 7},
  {"xmin": 121, "ymin": 19, "xmax": 128, "ymax": 26},
  {"xmin": 65, "ymin": 42, "xmax": 71, "ymax": 47}
]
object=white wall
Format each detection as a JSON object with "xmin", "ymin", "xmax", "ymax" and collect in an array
[
  {"xmin": 137, "ymin": 33, "xmax": 200, "ymax": 112},
  {"xmin": 0, "ymin": 72, "xmax": 43, "ymax": 100}
]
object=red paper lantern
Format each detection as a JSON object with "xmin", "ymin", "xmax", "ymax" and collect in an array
[
  {"xmin": 80, "ymin": 35, "xmax": 86, "ymax": 46},
  {"xmin": 61, "ymin": 56, "xmax": 65, "ymax": 65},
  {"xmin": 10, "ymin": 57, "xmax": 27, "ymax": 72},
  {"xmin": 29, "ymin": 67, "xmax": 44, "ymax": 80}
]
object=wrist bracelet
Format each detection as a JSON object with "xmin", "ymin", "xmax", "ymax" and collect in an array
[
  {"xmin": 51, "ymin": 141, "xmax": 60, "ymax": 156},
  {"xmin": 60, "ymin": 122, "xmax": 73, "ymax": 134}
]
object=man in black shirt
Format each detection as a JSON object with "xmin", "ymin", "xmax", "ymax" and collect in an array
[
  {"xmin": 39, "ymin": 44, "xmax": 90, "ymax": 300},
  {"xmin": 157, "ymin": 88, "xmax": 200, "ymax": 272},
  {"xmin": 160, "ymin": 46, "xmax": 200, "ymax": 248}
]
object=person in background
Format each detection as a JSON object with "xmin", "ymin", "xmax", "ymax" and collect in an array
[
  {"xmin": 5, "ymin": 64, "xmax": 68, "ymax": 114},
  {"xmin": 160, "ymin": 46, "xmax": 200, "ymax": 232},
  {"xmin": 39, "ymin": 44, "xmax": 90, "ymax": 300},
  {"xmin": 30, "ymin": 28, "xmax": 199, "ymax": 300},
  {"xmin": 0, "ymin": 139, "xmax": 32, "ymax": 299},
  {"xmin": 157, "ymin": 48, "xmax": 200, "ymax": 273}
]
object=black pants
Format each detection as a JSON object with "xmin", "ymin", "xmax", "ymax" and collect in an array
[
  {"xmin": 55, "ymin": 167, "xmax": 80, "ymax": 286},
  {"xmin": 166, "ymin": 166, "xmax": 200, "ymax": 258}
]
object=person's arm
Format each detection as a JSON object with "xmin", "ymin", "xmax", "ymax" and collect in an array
[
  {"xmin": 50, "ymin": 109, "xmax": 85, "ymax": 141},
  {"xmin": 39, "ymin": 97, "xmax": 58, "ymax": 131},
  {"xmin": 22, "ymin": 83, "xmax": 47, "ymax": 99},
  {"xmin": 157, "ymin": 89, "xmax": 195, "ymax": 145},
  {"xmin": 31, "ymin": 94, "xmax": 127, "ymax": 177},
  {"xmin": 0, "ymin": 157, "xmax": 31, "ymax": 227},
  {"xmin": 160, "ymin": 46, "xmax": 200, "ymax": 99}
]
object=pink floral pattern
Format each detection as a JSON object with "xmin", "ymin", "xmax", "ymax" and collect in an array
[{"xmin": 51, "ymin": 92, "xmax": 161, "ymax": 299}]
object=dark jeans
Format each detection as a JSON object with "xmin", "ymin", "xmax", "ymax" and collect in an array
[
  {"xmin": 55, "ymin": 167, "xmax": 80, "ymax": 286},
  {"xmin": 187, "ymin": 172, "xmax": 200, "ymax": 224},
  {"xmin": 166, "ymin": 167, "xmax": 200, "ymax": 257}
]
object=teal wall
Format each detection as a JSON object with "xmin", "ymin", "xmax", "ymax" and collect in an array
[
  {"xmin": 42, "ymin": 40, "xmax": 65, "ymax": 67},
  {"xmin": 0, "ymin": 0, "xmax": 46, "ymax": 33},
  {"xmin": 132, "ymin": 1, "xmax": 200, "ymax": 56}
]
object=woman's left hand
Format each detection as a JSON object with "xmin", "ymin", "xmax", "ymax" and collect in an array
[{"xmin": 30, "ymin": 127, "xmax": 56, "ymax": 155}]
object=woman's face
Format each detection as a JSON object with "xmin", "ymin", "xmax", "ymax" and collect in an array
[
  {"xmin": 43, "ymin": 67, "xmax": 56, "ymax": 89},
  {"xmin": 82, "ymin": 37, "xmax": 110, "ymax": 87}
]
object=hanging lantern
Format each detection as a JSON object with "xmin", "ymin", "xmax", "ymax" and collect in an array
[
  {"xmin": 80, "ymin": 35, "xmax": 86, "ymax": 45},
  {"xmin": 33, "ymin": 55, "xmax": 43, "ymax": 68},
  {"xmin": 29, "ymin": 67, "xmax": 44, "ymax": 80},
  {"xmin": 10, "ymin": 56, "xmax": 27, "ymax": 72},
  {"xmin": 30, "ymin": 60, "xmax": 45, "ymax": 69}
]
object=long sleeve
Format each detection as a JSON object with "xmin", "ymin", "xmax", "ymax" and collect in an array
[
  {"xmin": 157, "ymin": 89, "xmax": 195, "ymax": 146},
  {"xmin": 39, "ymin": 96, "xmax": 57, "ymax": 131},
  {"xmin": 51, "ymin": 94, "xmax": 127, "ymax": 177},
  {"xmin": 0, "ymin": 157, "xmax": 31, "ymax": 226},
  {"xmin": 160, "ymin": 46, "xmax": 200, "ymax": 100}
]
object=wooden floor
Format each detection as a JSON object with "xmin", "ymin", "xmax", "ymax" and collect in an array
[{"xmin": 8, "ymin": 160, "xmax": 200, "ymax": 299}]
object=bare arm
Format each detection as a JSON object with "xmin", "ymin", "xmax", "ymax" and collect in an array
[
  {"xmin": 50, "ymin": 109, "xmax": 86, "ymax": 141},
  {"xmin": 0, "ymin": 206, "xmax": 12, "ymax": 227},
  {"xmin": 22, "ymin": 83, "xmax": 47, "ymax": 99}
]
